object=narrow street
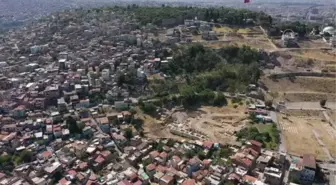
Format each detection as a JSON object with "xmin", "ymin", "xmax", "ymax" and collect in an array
[
  {"xmin": 270, "ymin": 111, "xmax": 286, "ymax": 153},
  {"xmin": 92, "ymin": 117, "xmax": 123, "ymax": 156}
]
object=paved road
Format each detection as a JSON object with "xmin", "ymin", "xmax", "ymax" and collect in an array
[
  {"xmin": 270, "ymin": 111, "xmax": 286, "ymax": 153},
  {"xmin": 319, "ymin": 162, "xmax": 336, "ymax": 172},
  {"xmin": 329, "ymin": 171, "xmax": 336, "ymax": 185}
]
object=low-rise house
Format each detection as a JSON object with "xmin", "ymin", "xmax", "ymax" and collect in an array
[
  {"xmin": 300, "ymin": 154, "xmax": 316, "ymax": 184},
  {"xmin": 256, "ymin": 155, "xmax": 273, "ymax": 171},
  {"xmin": 12, "ymin": 105, "xmax": 26, "ymax": 118},
  {"xmin": 146, "ymin": 164, "xmax": 156, "ymax": 179},
  {"xmin": 160, "ymin": 175, "xmax": 174, "ymax": 185},
  {"xmin": 93, "ymin": 155, "xmax": 106, "ymax": 171},
  {"xmin": 97, "ymin": 117, "xmax": 110, "ymax": 133},
  {"xmin": 44, "ymin": 161, "xmax": 62, "ymax": 175},
  {"xmin": 264, "ymin": 167, "xmax": 282, "ymax": 185}
]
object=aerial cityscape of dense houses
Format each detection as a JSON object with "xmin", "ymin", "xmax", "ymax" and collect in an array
[{"xmin": 0, "ymin": 5, "xmax": 334, "ymax": 185}]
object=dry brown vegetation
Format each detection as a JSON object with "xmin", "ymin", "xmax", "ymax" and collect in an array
[{"xmin": 278, "ymin": 112, "xmax": 336, "ymax": 160}]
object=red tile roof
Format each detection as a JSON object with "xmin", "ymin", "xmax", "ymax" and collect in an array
[
  {"xmin": 156, "ymin": 165, "xmax": 166, "ymax": 173},
  {"xmin": 94, "ymin": 155, "xmax": 105, "ymax": 164},
  {"xmin": 42, "ymin": 151, "xmax": 52, "ymax": 158},
  {"xmin": 150, "ymin": 150, "xmax": 159, "ymax": 158},
  {"xmin": 302, "ymin": 154, "xmax": 316, "ymax": 169},
  {"xmin": 59, "ymin": 178, "xmax": 70, "ymax": 185},
  {"xmin": 86, "ymin": 180, "xmax": 95, "ymax": 185},
  {"xmin": 182, "ymin": 179, "xmax": 196, "ymax": 185},
  {"xmin": 133, "ymin": 180, "xmax": 142, "ymax": 185},
  {"xmin": 242, "ymin": 158, "xmax": 253, "ymax": 167},
  {"xmin": 76, "ymin": 173, "xmax": 85, "ymax": 181},
  {"xmin": 101, "ymin": 151, "xmax": 111, "ymax": 158},
  {"xmin": 146, "ymin": 164, "xmax": 156, "ymax": 171},
  {"xmin": 79, "ymin": 162, "xmax": 88, "ymax": 170},
  {"xmin": 126, "ymin": 172, "xmax": 138, "ymax": 181},
  {"xmin": 118, "ymin": 180, "xmax": 133, "ymax": 185},
  {"xmin": 203, "ymin": 141, "xmax": 214, "ymax": 149},
  {"xmin": 14, "ymin": 105, "xmax": 26, "ymax": 110},
  {"xmin": 228, "ymin": 173, "xmax": 241, "ymax": 181},
  {"xmin": 172, "ymin": 155, "xmax": 181, "ymax": 162},
  {"xmin": 159, "ymin": 152, "xmax": 168, "ymax": 158},
  {"xmin": 0, "ymin": 173, "xmax": 5, "ymax": 180},
  {"xmin": 202, "ymin": 169, "xmax": 209, "ymax": 176},
  {"xmin": 98, "ymin": 117, "xmax": 109, "ymax": 124},
  {"xmin": 203, "ymin": 159, "xmax": 211, "ymax": 165},
  {"xmin": 89, "ymin": 173, "xmax": 97, "ymax": 181},
  {"xmin": 249, "ymin": 140, "xmax": 262, "ymax": 148},
  {"xmin": 68, "ymin": 170, "xmax": 77, "ymax": 176},
  {"xmin": 112, "ymin": 133, "xmax": 126, "ymax": 141}
]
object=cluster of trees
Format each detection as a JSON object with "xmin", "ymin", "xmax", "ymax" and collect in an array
[
  {"xmin": 236, "ymin": 124, "xmax": 280, "ymax": 149},
  {"xmin": 124, "ymin": 127, "xmax": 133, "ymax": 140},
  {"xmin": 236, "ymin": 127, "xmax": 271, "ymax": 145},
  {"xmin": 0, "ymin": 150, "xmax": 34, "ymax": 172},
  {"xmin": 139, "ymin": 100, "xmax": 157, "ymax": 115},
  {"xmin": 179, "ymin": 86, "xmax": 227, "ymax": 107},
  {"xmin": 109, "ymin": 6, "xmax": 272, "ymax": 28},
  {"xmin": 88, "ymin": 92, "xmax": 105, "ymax": 105},
  {"xmin": 159, "ymin": 44, "xmax": 261, "ymax": 107},
  {"xmin": 268, "ymin": 21, "xmax": 319, "ymax": 37},
  {"xmin": 66, "ymin": 116, "xmax": 85, "ymax": 134}
]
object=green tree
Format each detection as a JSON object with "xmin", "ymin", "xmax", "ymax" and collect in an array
[
  {"xmin": 66, "ymin": 116, "xmax": 83, "ymax": 134},
  {"xmin": 320, "ymin": 99, "xmax": 326, "ymax": 107},
  {"xmin": 213, "ymin": 92, "xmax": 227, "ymax": 106},
  {"xmin": 129, "ymin": 107, "xmax": 137, "ymax": 115},
  {"xmin": 140, "ymin": 103, "xmax": 157, "ymax": 115},
  {"xmin": 180, "ymin": 85, "xmax": 198, "ymax": 107},
  {"xmin": 218, "ymin": 147, "xmax": 233, "ymax": 158},
  {"xmin": 124, "ymin": 128, "xmax": 133, "ymax": 140},
  {"xmin": 199, "ymin": 89, "xmax": 215, "ymax": 105}
]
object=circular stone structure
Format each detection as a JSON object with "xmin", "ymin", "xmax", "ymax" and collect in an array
[{"xmin": 322, "ymin": 26, "xmax": 335, "ymax": 35}]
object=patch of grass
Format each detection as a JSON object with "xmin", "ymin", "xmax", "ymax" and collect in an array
[
  {"xmin": 214, "ymin": 26, "xmax": 234, "ymax": 33},
  {"xmin": 255, "ymin": 124, "xmax": 279, "ymax": 150},
  {"xmin": 237, "ymin": 28, "xmax": 252, "ymax": 33}
]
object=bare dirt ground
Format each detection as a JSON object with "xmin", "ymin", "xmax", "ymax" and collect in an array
[
  {"xmin": 271, "ymin": 38, "xmax": 332, "ymax": 49},
  {"xmin": 203, "ymin": 26, "xmax": 276, "ymax": 51},
  {"xmin": 282, "ymin": 91, "xmax": 336, "ymax": 102},
  {"xmin": 277, "ymin": 112, "xmax": 336, "ymax": 160},
  {"xmin": 297, "ymin": 39, "xmax": 330, "ymax": 48},
  {"xmin": 136, "ymin": 109, "xmax": 187, "ymax": 141},
  {"xmin": 140, "ymin": 105, "xmax": 248, "ymax": 143},
  {"xmin": 184, "ymin": 106, "xmax": 248, "ymax": 144},
  {"xmin": 205, "ymin": 39, "xmax": 275, "ymax": 51},
  {"xmin": 261, "ymin": 76, "xmax": 336, "ymax": 94},
  {"xmin": 288, "ymin": 49, "xmax": 336, "ymax": 61}
]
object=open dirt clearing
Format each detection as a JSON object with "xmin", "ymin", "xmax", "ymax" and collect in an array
[
  {"xmin": 186, "ymin": 106, "xmax": 247, "ymax": 144},
  {"xmin": 277, "ymin": 112, "xmax": 336, "ymax": 160},
  {"xmin": 261, "ymin": 76, "xmax": 336, "ymax": 94},
  {"xmin": 282, "ymin": 91, "xmax": 336, "ymax": 102},
  {"xmin": 206, "ymin": 39, "xmax": 274, "ymax": 51},
  {"xmin": 283, "ymin": 49, "xmax": 336, "ymax": 61},
  {"xmin": 136, "ymin": 109, "xmax": 187, "ymax": 141},
  {"xmin": 297, "ymin": 39, "xmax": 330, "ymax": 48},
  {"xmin": 168, "ymin": 106, "xmax": 248, "ymax": 144}
]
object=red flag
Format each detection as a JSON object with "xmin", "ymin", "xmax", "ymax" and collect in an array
[{"xmin": 244, "ymin": 0, "xmax": 250, "ymax": 3}]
